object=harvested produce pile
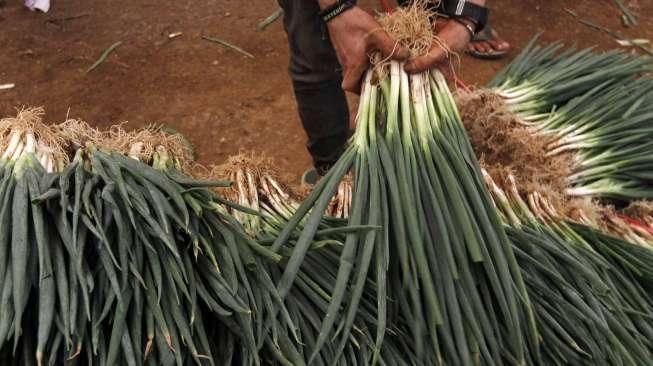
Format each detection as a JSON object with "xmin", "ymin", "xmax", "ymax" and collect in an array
[
  {"xmin": 0, "ymin": 109, "xmax": 298, "ymax": 365},
  {"xmin": 485, "ymin": 172, "xmax": 653, "ymax": 364},
  {"xmin": 460, "ymin": 39, "xmax": 653, "ymax": 363},
  {"xmin": 212, "ymin": 155, "xmax": 381, "ymax": 363},
  {"xmin": 457, "ymin": 38, "xmax": 653, "ymax": 249},
  {"xmin": 259, "ymin": 31, "xmax": 653, "ymax": 364},
  {"xmin": 2, "ymin": 7, "xmax": 653, "ymax": 366},
  {"xmin": 274, "ymin": 57, "xmax": 536, "ymax": 366},
  {"xmin": 487, "ymin": 38, "xmax": 653, "ymax": 201}
]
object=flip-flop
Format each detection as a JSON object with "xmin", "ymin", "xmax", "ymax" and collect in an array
[{"xmin": 467, "ymin": 26, "xmax": 509, "ymax": 60}]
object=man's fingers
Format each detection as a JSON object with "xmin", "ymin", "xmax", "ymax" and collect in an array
[
  {"xmin": 404, "ymin": 46, "xmax": 447, "ymax": 74},
  {"xmin": 370, "ymin": 30, "xmax": 410, "ymax": 61},
  {"xmin": 342, "ymin": 64, "xmax": 368, "ymax": 94}
]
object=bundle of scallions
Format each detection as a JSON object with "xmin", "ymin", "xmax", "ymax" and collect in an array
[
  {"xmin": 214, "ymin": 157, "xmax": 391, "ymax": 364},
  {"xmin": 488, "ymin": 38, "xmax": 653, "ymax": 201},
  {"xmin": 480, "ymin": 169, "xmax": 653, "ymax": 250},
  {"xmin": 220, "ymin": 113, "xmax": 653, "ymax": 365},
  {"xmin": 484, "ymin": 171, "xmax": 653, "ymax": 364},
  {"xmin": 510, "ymin": 223, "xmax": 653, "ymax": 365},
  {"xmin": 271, "ymin": 54, "xmax": 538, "ymax": 363},
  {"xmin": 0, "ymin": 110, "xmax": 300, "ymax": 365},
  {"xmin": 217, "ymin": 155, "xmax": 353, "ymax": 240}
]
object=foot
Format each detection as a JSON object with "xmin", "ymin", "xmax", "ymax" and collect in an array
[
  {"xmin": 301, "ymin": 168, "xmax": 322, "ymax": 186},
  {"xmin": 467, "ymin": 28, "xmax": 510, "ymax": 60}
]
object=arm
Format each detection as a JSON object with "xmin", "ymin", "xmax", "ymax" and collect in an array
[
  {"xmin": 317, "ymin": 0, "xmax": 410, "ymax": 92},
  {"xmin": 405, "ymin": 0, "xmax": 487, "ymax": 74}
]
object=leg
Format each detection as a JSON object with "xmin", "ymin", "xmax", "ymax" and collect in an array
[{"xmin": 277, "ymin": 0, "xmax": 350, "ymax": 175}]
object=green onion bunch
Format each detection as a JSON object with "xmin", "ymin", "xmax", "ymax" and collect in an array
[
  {"xmin": 0, "ymin": 112, "xmax": 295, "ymax": 365},
  {"xmin": 488, "ymin": 38, "xmax": 653, "ymax": 120},
  {"xmin": 482, "ymin": 170, "xmax": 653, "ymax": 249},
  {"xmin": 543, "ymin": 78, "xmax": 653, "ymax": 200},
  {"xmin": 0, "ymin": 127, "xmax": 65, "ymax": 366},
  {"xmin": 217, "ymin": 156, "xmax": 351, "ymax": 239},
  {"xmin": 215, "ymin": 158, "xmax": 389, "ymax": 364},
  {"xmin": 509, "ymin": 225, "xmax": 653, "ymax": 365},
  {"xmin": 484, "ymin": 171, "xmax": 653, "ymax": 281},
  {"xmin": 484, "ymin": 172, "xmax": 653, "ymax": 364},
  {"xmin": 489, "ymin": 39, "xmax": 653, "ymax": 201},
  {"xmin": 272, "ymin": 60, "xmax": 538, "ymax": 364}
]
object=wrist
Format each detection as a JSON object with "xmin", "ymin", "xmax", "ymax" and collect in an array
[{"xmin": 319, "ymin": 0, "xmax": 357, "ymax": 24}]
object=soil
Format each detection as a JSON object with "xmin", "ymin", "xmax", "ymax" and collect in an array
[{"xmin": 1, "ymin": 0, "xmax": 652, "ymax": 183}]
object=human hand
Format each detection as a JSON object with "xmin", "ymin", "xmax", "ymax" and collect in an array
[
  {"xmin": 325, "ymin": 6, "xmax": 410, "ymax": 93},
  {"xmin": 404, "ymin": 19, "xmax": 473, "ymax": 74}
]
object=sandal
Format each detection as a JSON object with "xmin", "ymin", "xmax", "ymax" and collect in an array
[{"xmin": 467, "ymin": 24, "xmax": 510, "ymax": 60}]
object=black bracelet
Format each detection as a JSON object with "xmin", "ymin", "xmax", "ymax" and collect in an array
[{"xmin": 320, "ymin": 0, "xmax": 357, "ymax": 23}]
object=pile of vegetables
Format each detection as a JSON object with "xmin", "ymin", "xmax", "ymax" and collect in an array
[
  {"xmin": 469, "ymin": 39, "xmax": 653, "ymax": 363},
  {"xmin": 0, "ymin": 109, "xmax": 297, "ymax": 365},
  {"xmin": 456, "ymin": 37, "xmax": 653, "ymax": 251},
  {"xmin": 272, "ymin": 54, "xmax": 539, "ymax": 364},
  {"xmin": 488, "ymin": 39, "xmax": 653, "ymax": 201},
  {"xmin": 0, "ymin": 109, "xmax": 403, "ymax": 365},
  {"xmin": 259, "ymin": 33, "xmax": 653, "ymax": 364},
  {"xmin": 1, "ymin": 6, "xmax": 653, "ymax": 365},
  {"xmin": 484, "ymin": 172, "xmax": 653, "ymax": 364},
  {"xmin": 214, "ymin": 155, "xmax": 381, "ymax": 364}
]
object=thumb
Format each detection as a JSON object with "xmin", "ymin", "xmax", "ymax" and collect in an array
[{"xmin": 369, "ymin": 30, "xmax": 410, "ymax": 61}]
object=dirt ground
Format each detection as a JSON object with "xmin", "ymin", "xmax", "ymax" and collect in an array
[{"xmin": 1, "ymin": 0, "xmax": 652, "ymax": 183}]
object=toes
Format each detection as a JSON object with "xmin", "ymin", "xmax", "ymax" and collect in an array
[
  {"xmin": 489, "ymin": 30, "xmax": 511, "ymax": 51},
  {"xmin": 488, "ymin": 39, "xmax": 510, "ymax": 52},
  {"xmin": 478, "ymin": 41, "xmax": 492, "ymax": 54},
  {"xmin": 469, "ymin": 42, "xmax": 488, "ymax": 54},
  {"xmin": 468, "ymin": 42, "xmax": 481, "ymax": 54}
]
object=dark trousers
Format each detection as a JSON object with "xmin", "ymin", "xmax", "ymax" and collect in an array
[{"xmin": 277, "ymin": 0, "xmax": 350, "ymax": 174}]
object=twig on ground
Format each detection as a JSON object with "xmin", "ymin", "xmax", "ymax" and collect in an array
[
  {"xmin": 256, "ymin": 8, "xmax": 284, "ymax": 32},
  {"xmin": 46, "ymin": 13, "xmax": 90, "ymax": 25},
  {"xmin": 86, "ymin": 41, "xmax": 123, "ymax": 74},
  {"xmin": 201, "ymin": 36, "xmax": 255, "ymax": 58},
  {"xmin": 0, "ymin": 83, "xmax": 15, "ymax": 91},
  {"xmin": 611, "ymin": 0, "xmax": 638, "ymax": 27}
]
